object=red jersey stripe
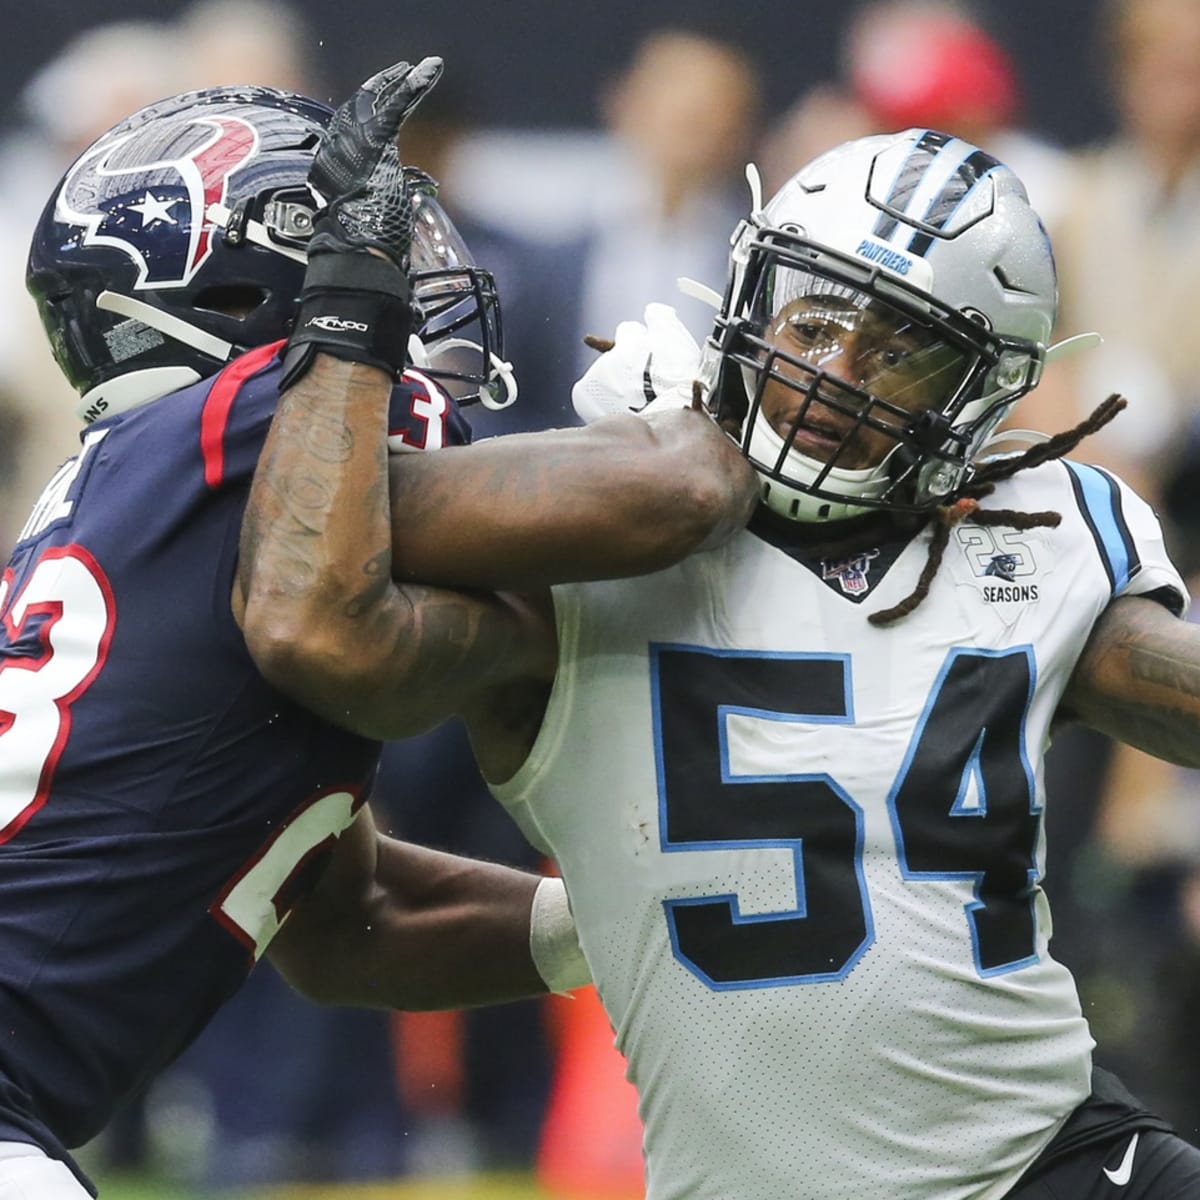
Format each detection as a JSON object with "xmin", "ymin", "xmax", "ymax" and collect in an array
[{"xmin": 199, "ymin": 340, "xmax": 286, "ymax": 489}]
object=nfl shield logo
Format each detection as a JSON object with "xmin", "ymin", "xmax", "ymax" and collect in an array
[{"xmin": 822, "ymin": 549, "xmax": 881, "ymax": 596}]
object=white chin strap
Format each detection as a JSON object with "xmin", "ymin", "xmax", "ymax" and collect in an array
[
  {"xmin": 746, "ymin": 408, "xmax": 891, "ymax": 523},
  {"xmin": 676, "ymin": 276, "xmax": 723, "ymax": 309},
  {"xmin": 1045, "ymin": 331, "xmax": 1102, "ymax": 364},
  {"xmin": 96, "ymin": 290, "xmax": 235, "ymax": 361}
]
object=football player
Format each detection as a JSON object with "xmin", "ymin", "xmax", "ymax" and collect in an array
[
  {"xmin": 0, "ymin": 59, "xmax": 758, "ymax": 1197},
  {"xmin": 249, "ymin": 128, "xmax": 1200, "ymax": 1198}
]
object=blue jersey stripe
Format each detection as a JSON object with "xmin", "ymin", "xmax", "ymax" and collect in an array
[{"xmin": 1064, "ymin": 462, "xmax": 1140, "ymax": 594}]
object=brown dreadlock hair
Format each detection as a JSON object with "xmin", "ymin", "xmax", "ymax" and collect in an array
[
  {"xmin": 581, "ymin": 342, "xmax": 1128, "ymax": 629},
  {"xmin": 866, "ymin": 394, "xmax": 1128, "ymax": 626}
]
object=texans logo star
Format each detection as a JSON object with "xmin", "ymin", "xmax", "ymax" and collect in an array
[{"xmin": 54, "ymin": 114, "xmax": 259, "ymax": 290}]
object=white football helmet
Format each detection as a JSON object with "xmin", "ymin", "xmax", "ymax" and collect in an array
[{"xmin": 703, "ymin": 128, "xmax": 1057, "ymax": 522}]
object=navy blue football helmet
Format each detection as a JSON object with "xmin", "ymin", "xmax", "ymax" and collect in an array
[{"xmin": 26, "ymin": 85, "xmax": 508, "ymax": 424}]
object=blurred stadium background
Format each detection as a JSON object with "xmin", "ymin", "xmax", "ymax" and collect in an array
[{"xmin": 5, "ymin": 1, "xmax": 1200, "ymax": 1197}]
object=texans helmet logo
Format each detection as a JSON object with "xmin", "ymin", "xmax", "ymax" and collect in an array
[{"xmin": 54, "ymin": 114, "xmax": 260, "ymax": 290}]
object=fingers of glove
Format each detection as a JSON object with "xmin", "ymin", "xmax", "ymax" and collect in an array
[
  {"xmin": 353, "ymin": 56, "xmax": 443, "ymax": 145},
  {"xmin": 643, "ymin": 303, "xmax": 700, "ymax": 358},
  {"xmin": 610, "ymin": 318, "xmax": 652, "ymax": 357},
  {"xmin": 643, "ymin": 302, "xmax": 692, "ymax": 337},
  {"xmin": 642, "ymin": 303, "xmax": 701, "ymax": 389},
  {"xmin": 311, "ymin": 57, "xmax": 442, "ymax": 202},
  {"xmin": 571, "ymin": 322, "xmax": 652, "ymax": 424}
]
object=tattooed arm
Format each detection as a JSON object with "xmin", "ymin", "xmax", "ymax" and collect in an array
[
  {"xmin": 237, "ymin": 337, "xmax": 756, "ymax": 738},
  {"xmin": 1063, "ymin": 594, "xmax": 1200, "ymax": 768},
  {"xmin": 236, "ymin": 354, "xmax": 555, "ymax": 739},
  {"xmin": 383, "ymin": 406, "xmax": 759, "ymax": 592}
]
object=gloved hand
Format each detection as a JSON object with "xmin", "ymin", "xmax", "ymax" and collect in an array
[
  {"xmin": 281, "ymin": 57, "xmax": 443, "ymax": 389},
  {"xmin": 307, "ymin": 57, "xmax": 442, "ymax": 269},
  {"xmin": 572, "ymin": 303, "xmax": 703, "ymax": 424}
]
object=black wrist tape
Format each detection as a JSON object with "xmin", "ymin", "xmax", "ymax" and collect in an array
[{"xmin": 280, "ymin": 251, "xmax": 413, "ymax": 391}]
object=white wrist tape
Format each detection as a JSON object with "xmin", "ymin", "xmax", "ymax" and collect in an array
[{"xmin": 530, "ymin": 876, "xmax": 591, "ymax": 994}]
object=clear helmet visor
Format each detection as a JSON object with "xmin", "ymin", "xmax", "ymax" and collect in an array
[
  {"xmin": 762, "ymin": 266, "xmax": 970, "ymax": 420},
  {"xmin": 733, "ymin": 261, "xmax": 980, "ymax": 520},
  {"xmin": 407, "ymin": 192, "xmax": 512, "ymax": 408},
  {"xmin": 410, "ymin": 191, "xmax": 478, "ymax": 321},
  {"xmin": 256, "ymin": 187, "xmax": 511, "ymax": 408}
]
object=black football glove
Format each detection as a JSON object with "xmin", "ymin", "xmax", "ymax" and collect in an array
[{"xmin": 281, "ymin": 56, "xmax": 443, "ymax": 390}]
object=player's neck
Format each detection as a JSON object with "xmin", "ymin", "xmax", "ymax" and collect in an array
[{"xmin": 750, "ymin": 504, "xmax": 919, "ymax": 558}]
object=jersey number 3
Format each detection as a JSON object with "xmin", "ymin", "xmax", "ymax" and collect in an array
[
  {"xmin": 653, "ymin": 645, "xmax": 1040, "ymax": 990},
  {"xmin": 0, "ymin": 548, "xmax": 114, "ymax": 842}
]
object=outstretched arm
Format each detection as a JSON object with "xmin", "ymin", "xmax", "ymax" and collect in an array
[
  {"xmin": 386, "ymin": 407, "xmax": 757, "ymax": 591},
  {"xmin": 1063, "ymin": 594, "xmax": 1200, "ymax": 767},
  {"xmin": 239, "ymin": 353, "xmax": 756, "ymax": 737},
  {"xmin": 236, "ymin": 59, "xmax": 755, "ymax": 736},
  {"xmin": 268, "ymin": 805, "xmax": 586, "ymax": 1009},
  {"xmin": 239, "ymin": 355, "xmax": 564, "ymax": 739}
]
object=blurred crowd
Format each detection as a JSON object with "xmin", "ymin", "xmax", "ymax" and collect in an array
[{"xmin": 4, "ymin": 0, "xmax": 1200, "ymax": 1193}]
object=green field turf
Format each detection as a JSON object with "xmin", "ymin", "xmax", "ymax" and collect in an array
[{"xmin": 97, "ymin": 1169, "xmax": 556, "ymax": 1200}]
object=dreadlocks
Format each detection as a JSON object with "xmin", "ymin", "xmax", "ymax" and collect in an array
[{"xmin": 866, "ymin": 394, "xmax": 1128, "ymax": 626}]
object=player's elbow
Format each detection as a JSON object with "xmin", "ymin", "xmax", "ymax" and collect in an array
[
  {"xmin": 244, "ymin": 612, "xmax": 369, "ymax": 718},
  {"xmin": 273, "ymin": 953, "xmax": 344, "ymax": 1007},
  {"xmin": 246, "ymin": 611, "xmax": 432, "ymax": 740}
]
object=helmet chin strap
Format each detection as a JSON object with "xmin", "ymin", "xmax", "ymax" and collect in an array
[
  {"xmin": 1045, "ymin": 331, "xmax": 1102, "ymax": 363},
  {"xmin": 80, "ymin": 207, "xmax": 304, "ymax": 421},
  {"xmin": 76, "ymin": 291, "xmax": 236, "ymax": 421},
  {"xmin": 89, "ymin": 292, "xmax": 517, "ymax": 424},
  {"xmin": 97, "ymin": 291, "xmax": 236, "ymax": 361},
  {"xmin": 674, "ymin": 162, "xmax": 765, "ymax": 314},
  {"xmin": 744, "ymin": 162, "xmax": 765, "ymax": 218},
  {"xmin": 676, "ymin": 276, "xmax": 723, "ymax": 309}
]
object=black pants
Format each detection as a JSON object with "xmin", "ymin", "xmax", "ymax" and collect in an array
[{"xmin": 1006, "ymin": 1069, "xmax": 1200, "ymax": 1198}]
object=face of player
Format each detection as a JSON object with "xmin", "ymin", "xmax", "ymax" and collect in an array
[{"xmin": 758, "ymin": 293, "xmax": 968, "ymax": 471}]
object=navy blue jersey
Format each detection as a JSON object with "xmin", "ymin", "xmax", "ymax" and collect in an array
[{"xmin": 0, "ymin": 343, "xmax": 469, "ymax": 1183}]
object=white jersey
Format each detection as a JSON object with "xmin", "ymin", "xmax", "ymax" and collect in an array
[{"xmin": 491, "ymin": 460, "xmax": 1187, "ymax": 1200}]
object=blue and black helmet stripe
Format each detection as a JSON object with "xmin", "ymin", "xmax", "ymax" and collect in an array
[
  {"xmin": 872, "ymin": 130, "xmax": 953, "ymax": 242},
  {"xmin": 872, "ymin": 132, "xmax": 1002, "ymax": 258},
  {"xmin": 1064, "ymin": 462, "xmax": 1140, "ymax": 595},
  {"xmin": 907, "ymin": 148, "xmax": 1002, "ymax": 257}
]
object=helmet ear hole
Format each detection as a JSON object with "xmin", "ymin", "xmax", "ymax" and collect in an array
[{"xmin": 192, "ymin": 284, "xmax": 270, "ymax": 319}]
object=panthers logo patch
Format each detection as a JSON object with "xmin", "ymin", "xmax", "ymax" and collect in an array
[{"xmin": 984, "ymin": 553, "xmax": 1021, "ymax": 582}]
